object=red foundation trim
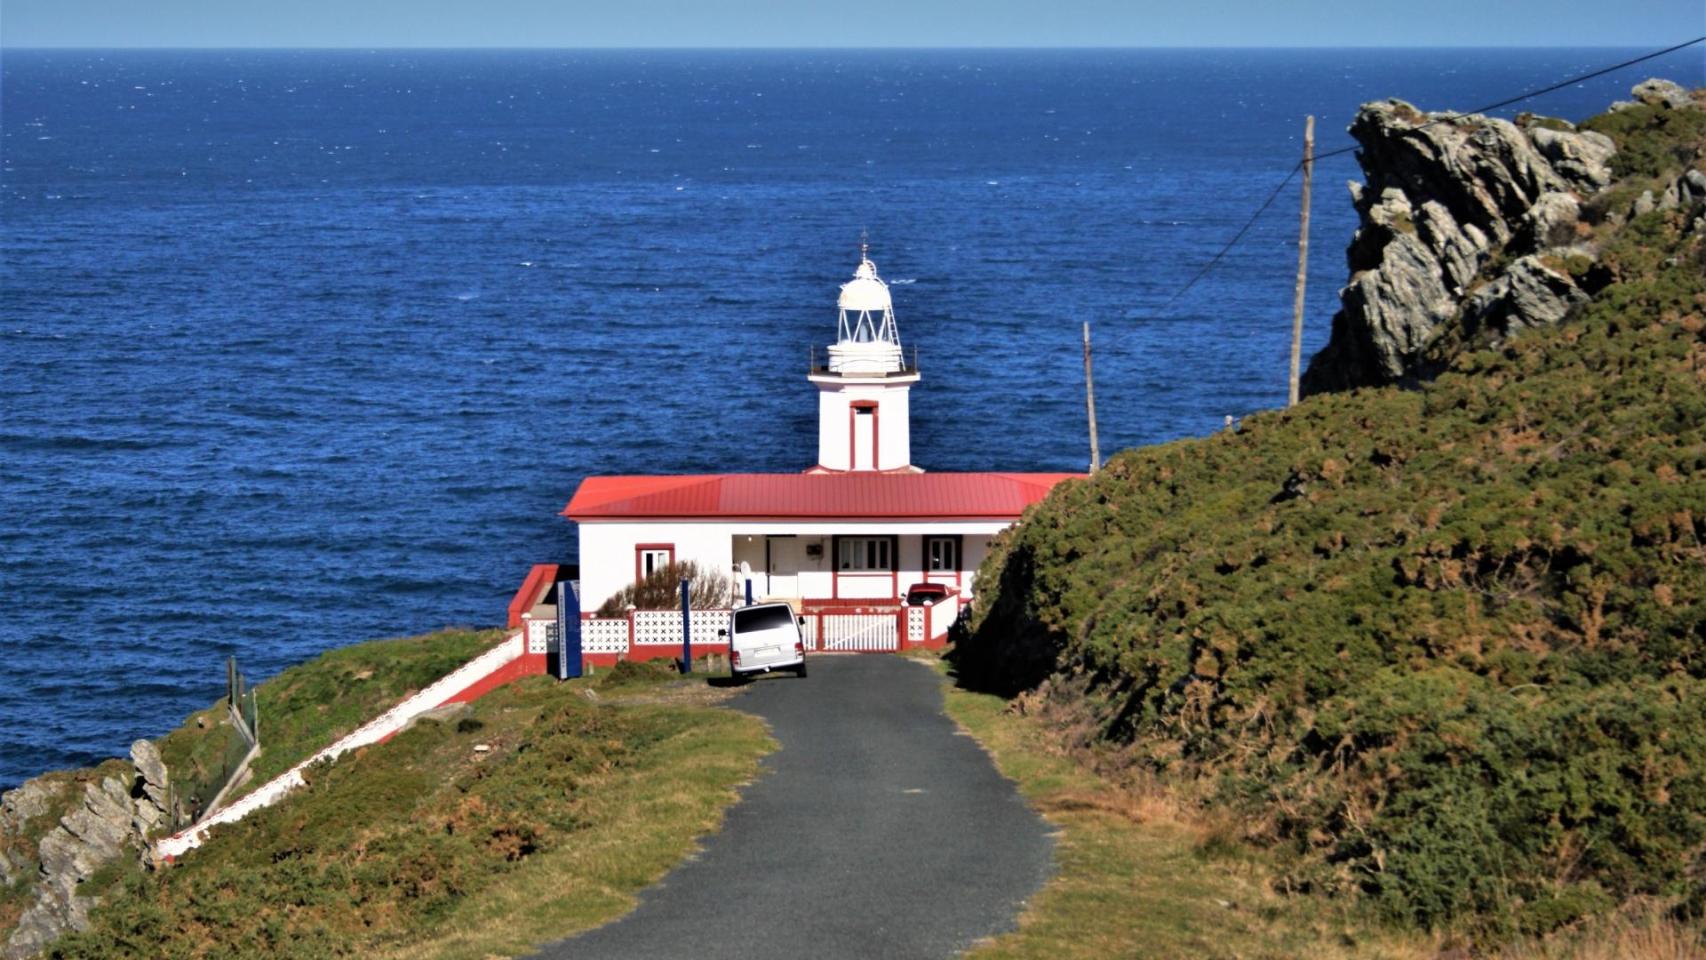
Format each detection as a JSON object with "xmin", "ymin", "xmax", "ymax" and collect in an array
[{"xmin": 442, "ymin": 652, "xmax": 547, "ymax": 705}]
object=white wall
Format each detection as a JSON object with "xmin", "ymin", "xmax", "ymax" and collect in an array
[
  {"xmin": 813, "ymin": 378, "xmax": 914, "ymax": 471},
  {"xmin": 962, "ymin": 535, "xmax": 994, "ymax": 597},
  {"xmin": 577, "ymin": 520, "xmax": 1008, "ymax": 612}
]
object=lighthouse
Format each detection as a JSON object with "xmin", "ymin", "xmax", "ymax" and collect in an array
[
  {"xmin": 548, "ymin": 244, "xmax": 1085, "ymax": 664},
  {"xmin": 809, "ymin": 245, "xmax": 921, "ymax": 473}
]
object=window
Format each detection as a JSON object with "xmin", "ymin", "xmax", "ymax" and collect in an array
[
  {"xmin": 636, "ymin": 545, "xmax": 674, "ymax": 582},
  {"xmin": 734, "ymin": 605, "xmax": 796, "ymax": 633},
  {"xmin": 926, "ymin": 537, "xmax": 958, "ymax": 572},
  {"xmin": 837, "ymin": 536, "xmax": 892, "ymax": 571}
]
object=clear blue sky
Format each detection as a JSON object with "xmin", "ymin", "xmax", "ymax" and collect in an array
[{"xmin": 3, "ymin": 0, "xmax": 1703, "ymax": 48}]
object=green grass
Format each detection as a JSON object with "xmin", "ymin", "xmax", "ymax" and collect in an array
[
  {"xmin": 49, "ymin": 674, "xmax": 773, "ymax": 959},
  {"xmin": 231, "ymin": 626, "xmax": 504, "ymax": 796},
  {"xmin": 154, "ymin": 704, "xmax": 252, "ymax": 825}
]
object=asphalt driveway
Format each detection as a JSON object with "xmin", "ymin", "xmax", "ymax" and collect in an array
[{"xmin": 529, "ymin": 655, "xmax": 1054, "ymax": 960}]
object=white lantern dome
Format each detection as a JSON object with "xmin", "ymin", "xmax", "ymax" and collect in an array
[{"xmin": 838, "ymin": 258, "xmax": 893, "ymax": 312}]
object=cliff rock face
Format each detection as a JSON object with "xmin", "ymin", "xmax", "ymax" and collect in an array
[
  {"xmin": 1300, "ymin": 97, "xmax": 1618, "ymax": 394},
  {"xmin": 1, "ymin": 741, "xmax": 171, "ymax": 960}
]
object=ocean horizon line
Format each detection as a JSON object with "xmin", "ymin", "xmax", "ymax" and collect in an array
[{"xmin": 0, "ymin": 43, "xmax": 1675, "ymax": 53}]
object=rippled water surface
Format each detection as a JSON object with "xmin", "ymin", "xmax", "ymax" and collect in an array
[{"xmin": 3, "ymin": 48, "xmax": 1700, "ymax": 786}]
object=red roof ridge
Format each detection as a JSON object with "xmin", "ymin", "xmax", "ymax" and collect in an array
[{"xmin": 563, "ymin": 471, "xmax": 1084, "ymax": 521}]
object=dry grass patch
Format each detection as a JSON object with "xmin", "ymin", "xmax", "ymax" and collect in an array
[
  {"xmin": 1496, "ymin": 905, "xmax": 1703, "ymax": 960},
  {"xmin": 933, "ymin": 657, "xmax": 1431, "ymax": 960}
]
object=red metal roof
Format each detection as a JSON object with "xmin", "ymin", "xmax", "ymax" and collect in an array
[{"xmin": 564, "ymin": 472, "xmax": 1081, "ymax": 521}]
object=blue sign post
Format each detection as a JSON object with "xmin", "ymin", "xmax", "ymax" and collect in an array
[
  {"xmin": 556, "ymin": 580, "xmax": 582, "ymax": 680},
  {"xmin": 679, "ymin": 576, "xmax": 692, "ymax": 674}
]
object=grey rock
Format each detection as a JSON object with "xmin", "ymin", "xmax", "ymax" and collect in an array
[
  {"xmin": 1631, "ymin": 78, "xmax": 1693, "ymax": 110},
  {"xmin": 8, "ymin": 776, "xmax": 136, "ymax": 960},
  {"xmin": 1459, "ymin": 256, "xmax": 1589, "ymax": 342},
  {"xmin": 1528, "ymin": 126, "xmax": 1617, "ymax": 191},
  {"xmin": 0, "ymin": 779, "xmax": 64, "ymax": 886},
  {"xmin": 1662, "ymin": 168, "xmax": 1706, "ymax": 213},
  {"xmin": 1635, "ymin": 190, "xmax": 1657, "ymax": 216},
  {"xmin": 4, "ymin": 890, "xmax": 76, "ymax": 960},
  {"xmin": 1314, "ymin": 231, "xmax": 1464, "ymax": 390},
  {"xmin": 1416, "ymin": 199, "xmax": 1489, "ymax": 294},
  {"xmin": 1519, "ymin": 192, "xmax": 1582, "ymax": 250},
  {"xmin": 3, "ymin": 743, "xmax": 173, "ymax": 959},
  {"xmin": 0, "ymin": 849, "xmax": 29, "ymax": 889},
  {"xmin": 47, "ymin": 806, "xmax": 128, "ymax": 881},
  {"xmin": 130, "ymin": 740, "xmax": 167, "ymax": 797},
  {"xmin": 1, "ymin": 780, "xmax": 58, "ymax": 829},
  {"xmin": 130, "ymin": 741, "xmax": 171, "ymax": 817}
]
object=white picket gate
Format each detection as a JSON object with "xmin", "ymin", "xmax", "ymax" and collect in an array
[{"xmin": 819, "ymin": 613, "xmax": 899, "ymax": 652}]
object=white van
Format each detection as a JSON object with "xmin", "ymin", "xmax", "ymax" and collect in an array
[{"xmin": 721, "ymin": 602, "xmax": 808, "ymax": 679}]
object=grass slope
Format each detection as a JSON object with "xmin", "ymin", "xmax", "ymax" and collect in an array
[
  {"xmin": 951, "ymin": 98, "xmax": 1706, "ymax": 943},
  {"xmin": 233, "ymin": 627, "xmax": 504, "ymax": 797},
  {"xmin": 49, "ymin": 668, "xmax": 771, "ymax": 959}
]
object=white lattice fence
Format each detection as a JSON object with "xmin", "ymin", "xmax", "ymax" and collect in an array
[
  {"xmin": 821, "ymin": 613, "xmax": 899, "ymax": 651},
  {"xmin": 526, "ymin": 618, "xmax": 553, "ymax": 655},
  {"xmin": 530, "ymin": 617, "xmax": 637, "ymax": 656},
  {"xmin": 906, "ymin": 606, "xmax": 926, "ymax": 643},
  {"xmin": 632, "ymin": 609, "xmax": 733, "ymax": 645},
  {"xmin": 583, "ymin": 618, "xmax": 630, "ymax": 655}
]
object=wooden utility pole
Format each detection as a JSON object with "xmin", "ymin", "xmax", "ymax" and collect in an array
[
  {"xmin": 1082, "ymin": 321, "xmax": 1101, "ymax": 473},
  {"xmin": 1288, "ymin": 114, "xmax": 1315, "ymax": 407}
]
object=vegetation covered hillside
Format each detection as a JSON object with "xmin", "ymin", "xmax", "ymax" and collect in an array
[
  {"xmin": 1, "ymin": 633, "xmax": 770, "ymax": 959},
  {"xmin": 951, "ymin": 89, "xmax": 1706, "ymax": 941}
]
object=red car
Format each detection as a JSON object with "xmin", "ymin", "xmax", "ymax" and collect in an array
[{"xmin": 904, "ymin": 582, "xmax": 949, "ymax": 606}]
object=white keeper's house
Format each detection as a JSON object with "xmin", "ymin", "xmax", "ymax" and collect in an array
[{"xmin": 507, "ymin": 248, "xmax": 1080, "ymax": 667}]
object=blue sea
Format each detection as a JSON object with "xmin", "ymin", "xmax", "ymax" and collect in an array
[{"xmin": 2, "ymin": 47, "xmax": 1702, "ymax": 787}]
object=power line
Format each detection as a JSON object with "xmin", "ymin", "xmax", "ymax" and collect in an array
[
  {"xmin": 1154, "ymin": 35, "xmax": 1706, "ymax": 314},
  {"xmin": 1315, "ymin": 34, "xmax": 1706, "ymax": 163}
]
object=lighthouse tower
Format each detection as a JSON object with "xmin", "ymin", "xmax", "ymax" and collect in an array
[{"xmin": 809, "ymin": 245, "xmax": 921, "ymax": 473}]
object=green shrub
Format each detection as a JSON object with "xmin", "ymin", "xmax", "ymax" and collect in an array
[{"xmin": 1580, "ymin": 100, "xmax": 1706, "ymax": 180}]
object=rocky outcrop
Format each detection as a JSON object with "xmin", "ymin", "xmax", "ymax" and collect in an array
[
  {"xmin": 1303, "ymin": 78, "xmax": 1706, "ymax": 396},
  {"xmin": 1528, "ymin": 125, "xmax": 1617, "ymax": 191},
  {"xmin": 0, "ymin": 781, "xmax": 66, "ymax": 889},
  {"xmin": 2, "ymin": 741, "xmax": 171, "ymax": 960},
  {"xmin": 1651, "ymin": 167, "xmax": 1706, "ymax": 233},
  {"xmin": 1299, "ymin": 91, "xmax": 1628, "ymax": 395},
  {"xmin": 1457, "ymin": 254, "xmax": 1590, "ymax": 343},
  {"xmin": 1612, "ymin": 78, "xmax": 1696, "ymax": 112}
]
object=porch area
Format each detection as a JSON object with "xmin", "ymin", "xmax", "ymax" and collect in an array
[{"xmin": 511, "ymin": 563, "xmax": 966, "ymax": 670}]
